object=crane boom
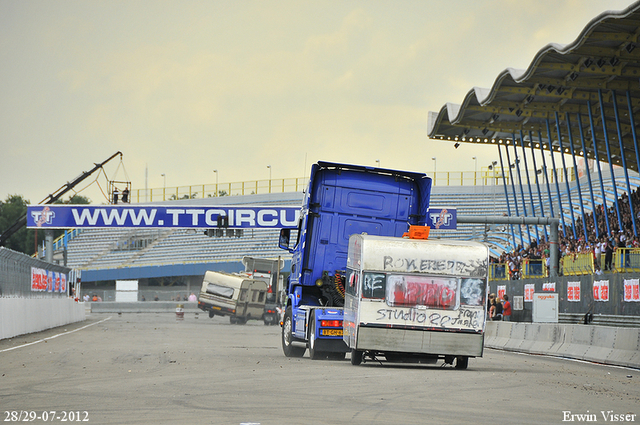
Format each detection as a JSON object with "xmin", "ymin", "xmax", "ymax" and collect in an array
[{"xmin": 0, "ymin": 151, "xmax": 123, "ymax": 246}]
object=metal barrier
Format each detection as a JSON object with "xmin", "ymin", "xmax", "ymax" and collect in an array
[
  {"xmin": 489, "ymin": 263, "xmax": 508, "ymax": 280},
  {"xmin": 0, "ymin": 247, "xmax": 71, "ymax": 298},
  {"xmin": 559, "ymin": 313, "xmax": 640, "ymax": 328},
  {"xmin": 613, "ymin": 248, "xmax": 640, "ymax": 272},
  {"xmin": 561, "ymin": 252, "xmax": 594, "ymax": 276},
  {"xmin": 129, "ymin": 166, "xmax": 576, "ymax": 200},
  {"xmin": 521, "ymin": 259, "xmax": 547, "ymax": 278},
  {"xmin": 133, "ymin": 177, "xmax": 308, "ymax": 202},
  {"xmin": 83, "ymin": 289, "xmax": 197, "ymax": 302}
]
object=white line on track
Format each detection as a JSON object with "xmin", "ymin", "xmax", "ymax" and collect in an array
[{"xmin": 0, "ymin": 316, "xmax": 112, "ymax": 353}]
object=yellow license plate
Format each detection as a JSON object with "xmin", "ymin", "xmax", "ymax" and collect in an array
[{"xmin": 321, "ymin": 329, "xmax": 343, "ymax": 336}]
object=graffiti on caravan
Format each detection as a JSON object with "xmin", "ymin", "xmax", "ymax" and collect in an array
[
  {"xmin": 26, "ymin": 205, "xmax": 301, "ymax": 229},
  {"xmin": 376, "ymin": 306, "xmax": 482, "ymax": 330},
  {"xmin": 382, "ymin": 255, "xmax": 487, "ymax": 277}
]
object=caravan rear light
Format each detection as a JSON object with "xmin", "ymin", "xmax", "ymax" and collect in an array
[{"xmin": 320, "ymin": 320, "xmax": 342, "ymax": 327}]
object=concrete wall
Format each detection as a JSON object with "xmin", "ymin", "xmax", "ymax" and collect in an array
[
  {"xmin": 89, "ymin": 301, "xmax": 199, "ymax": 313},
  {"xmin": 0, "ymin": 298, "xmax": 86, "ymax": 340},
  {"xmin": 485, "ymin": 321, "xmax": 640, "ymax": 369}
]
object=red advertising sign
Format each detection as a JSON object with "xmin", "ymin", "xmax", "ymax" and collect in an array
[
  {"xmin": 593, "ymin": 280, "xmax": 609, "ymax": 302},
  {"xmin": 567, "ymin": 281, "xmax": 581, "ymax": 302},
  {"xmin": 624, "ymin": 279, "xmax": 640, "ymax": 302},
  {"xmin": 524, "ymin": 284, "xmax": 535, "ymax": 302},
  {"xmin": 31, "ymin": 267, "xmax": 47, "ymax": 291},
  {"xmin": 31, "ymin": 267, "xmax": 67, "ymax": 293}
]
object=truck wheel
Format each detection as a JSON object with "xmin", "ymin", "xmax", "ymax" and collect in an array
[
  {"xmin": 230, "ymin": 316, "xmax": 237, "ymax": 324},
  {"xmin": 350, "ymin": 349, "xmax": 363, "ymax": 365},
  {"xmin": 308, "ymin": 311, "xmax": 324, "ymax": 360},
  {"xmin": 455, "ymin": 356, "xmax": 469, "ymax": 370},
  {"xmin": 282, "ymin": 307, "xmax": 305, "ymax": 358},
  {"xmin": 208, "ymin": 310, "xmax": 215, "ymax": 318}
]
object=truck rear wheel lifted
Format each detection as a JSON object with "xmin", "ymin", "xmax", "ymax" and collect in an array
[
  {"xmin": 308, "ymin": 311, "xmax": 324, "ymax": 360},
  {"xmin": 282, "ymin": 307, "xmax": 305, "ymax": 357}
]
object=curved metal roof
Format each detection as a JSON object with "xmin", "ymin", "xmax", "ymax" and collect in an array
[{"xmin": 427, "ymin": 1, "xmax": 640, "ymax": 172}]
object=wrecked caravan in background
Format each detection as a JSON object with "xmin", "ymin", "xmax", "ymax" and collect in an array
[{"xmin": 197, "ymin": 271, "xmax": 268, "ymax": 324}]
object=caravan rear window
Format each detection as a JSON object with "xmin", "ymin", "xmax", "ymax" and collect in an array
[
  {"xmin": 386, "ymin": 275, "xmax": 458, "ymax": 310},
  {"xmin": 205, "ymin": 283, "xmax": 234, "ymax": 299},
  {"xmin": 361, "ymin": 271, "xmax": 460, "ymax": 310}
]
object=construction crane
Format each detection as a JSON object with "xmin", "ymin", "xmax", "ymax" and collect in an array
[{"xmin": 0, "ymin": 151, "xmax": 123, "ymax": 247}]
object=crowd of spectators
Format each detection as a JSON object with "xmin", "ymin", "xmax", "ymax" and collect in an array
[{"xmin": 492, "ymin": 185, "xmax": 640, "ymax": 279}]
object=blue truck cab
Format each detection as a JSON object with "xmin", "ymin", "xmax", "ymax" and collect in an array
[{"xmin": 278, "ymin": 161, "xmax": 432, "ymax": 359}]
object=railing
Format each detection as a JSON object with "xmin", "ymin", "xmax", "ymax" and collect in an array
[
  {"xmin": 128, "ymin": 165, "xmax": 577, "ymax": 201},
  {"xmin": 489, "ymin": 263, "xmax": 508, "ymax": 280},
  {"xmin": 561, "ymin": 252, "xmax": 594, "ymax": 276},
  {"xmin": 559, "ymin": 313, "xmax": 640, "ymax": 328},
  {"xmin": 558, "ymin": 249, "xmax": 640, "ymax": 275},
  {"xmin": 431, "ymin": 166, "xmax": 574, "ymax": 186},
  {"xmin": 613, "ymin": 248, "xmax": 640, "ymax": 273},
  {"xmin": 133, "ymin": 177, "xmax": 308, "ymax": 202},
  {"xmin": 521, "ymin": 258, "xmax": 546, "ymax": 278}
]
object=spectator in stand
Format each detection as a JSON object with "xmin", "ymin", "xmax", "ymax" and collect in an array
[
  {"xmin": 188, "ymin": 292, "xmax": 197, "ymax": 302},
  {"xmin": 604, "ymin": 236, "xmax": 614, "ymax": 271},
  {"xmin": 498, "ymin": 185, "xmax": 640, "ymax": 278}
]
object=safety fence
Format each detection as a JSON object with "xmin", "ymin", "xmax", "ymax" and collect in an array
[
  {"xmin": 562, "ymin": 249, "xmax": 640, "ymax": 275},
  {"xmin": 491, "ymin": 249, "xmax": 640, "ymax": 279},
  {"xmin": 489, "ymin": 264, "xmax": 508, "ymax": 280},
  {"xmin": 490, "ymin": 259, "xmax": 547, "ymax": 280},
  {"xmin": 82, "ymin": 289, "xmax": 197, "ymax": 303},
  {"xmin": 129, "ymin": 166, "xmax": 577, "ymax": 202},
  {"xmin": 0, "ymin": 247, "xmax": 71, "ymax": 298},
  {"xmin": 489, "ymin": 273, "xmax": 640, "ymax": 320},
  {"xmin": 561, "ymin": 253, "xmax": 595, "ymax": 276},
  {"xmin": 132, "ymin": 177, "xmax": 308, "ymax": 203}
]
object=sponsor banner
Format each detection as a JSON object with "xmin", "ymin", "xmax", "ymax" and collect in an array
[
  {"xmin": 567, "ymin": 281, "xmax": 581, "ymax": 302},
  {"xmin": 31, "ymin": 267, "xmax": 67, "ymax": 293},
  {"xmin": 27, "ymin": 205, "xmax": 300, "ymax": 229},
  {"xmin": 427, "ymin": 208, "xmax": 457, "ymax": 230},
  {"xmin": 623, "ymin": 278, "xmax": 640, "ymax": 302},
  {"xmin": 542, "ymin": 282, "xmax": 556, "ymax": 292},
  {"xmin": 524, "ymin": 283, "xmax": 535, "ymax": 302},
  {"xmin": 593, "ymin": 280, "xmax": 609, "ymax": 302}
]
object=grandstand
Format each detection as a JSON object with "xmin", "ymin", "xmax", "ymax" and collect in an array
[{"xmin": 51, "ymin": 163, "xmax": 639, "ymax": 286}]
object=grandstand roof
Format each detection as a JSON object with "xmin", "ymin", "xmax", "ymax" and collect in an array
[{"xmin": 427, "ymin": 1, "xmax": 640, "ymax": 172}]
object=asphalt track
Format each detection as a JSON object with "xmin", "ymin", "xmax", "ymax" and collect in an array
[{"xmin": 0, "ymin": 313, "xmax": 638, "ymax": 425}]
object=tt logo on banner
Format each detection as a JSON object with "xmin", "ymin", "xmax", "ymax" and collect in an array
[{"xmin": 30, "ymin": 206, "xmax": 56, "ymax": 227}]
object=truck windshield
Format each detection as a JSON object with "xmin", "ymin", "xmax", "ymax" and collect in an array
[
  {"xmin": 205, "ymin": 283, "xmax": 234, "ymax": 299},
  {"xmin": 362, "ymin": 272, "xmax": 459, "ymax": 310}
]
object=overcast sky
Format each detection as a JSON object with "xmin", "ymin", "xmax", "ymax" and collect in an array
[{"xmin": 1, "ymin": 0, "xmax": 635, "ymax": 204}]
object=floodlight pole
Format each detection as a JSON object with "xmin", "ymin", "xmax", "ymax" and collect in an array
[{"xmin": 457, "ymin": 215, "xmax": 560, "ymax": 278}]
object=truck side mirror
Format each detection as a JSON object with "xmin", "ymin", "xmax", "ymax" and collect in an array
[{"xmin": 278, "ymin": 229, "xmax": 291, "ymax": 251}]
